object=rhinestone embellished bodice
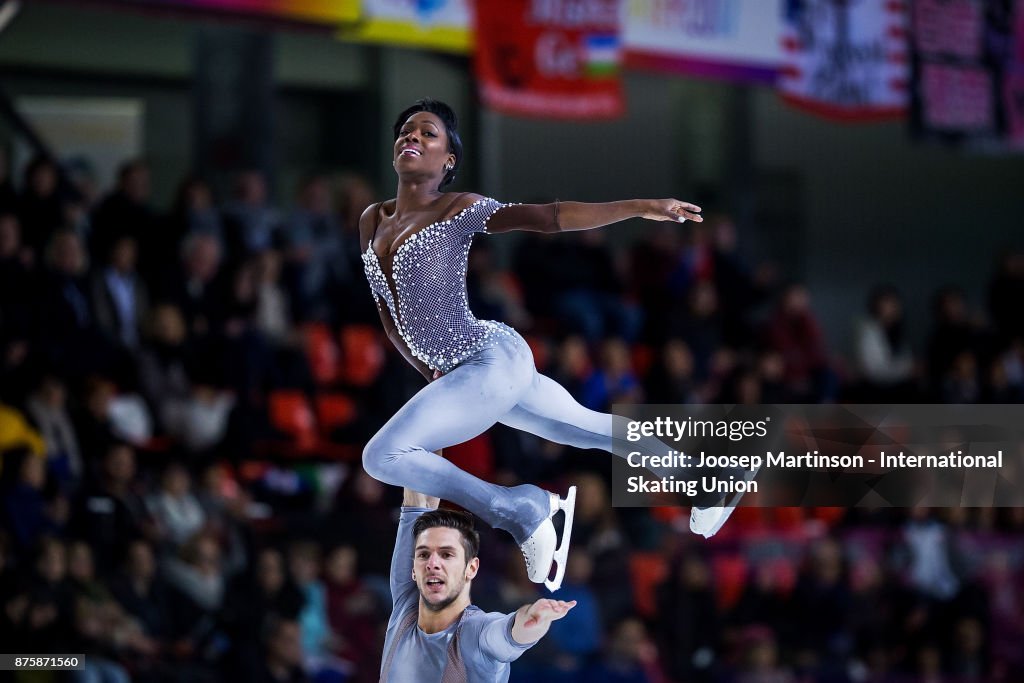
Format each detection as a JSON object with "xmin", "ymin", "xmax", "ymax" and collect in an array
[{"xmin": 361, "ymin": 196, "xmax": 517, "ymax": 374}]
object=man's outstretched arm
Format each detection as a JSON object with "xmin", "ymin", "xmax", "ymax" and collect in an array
[{"xmin": 510, "ymin": 598, "xmax": 577, "ymax": 644}]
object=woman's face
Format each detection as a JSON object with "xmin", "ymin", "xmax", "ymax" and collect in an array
[{"xmin": 393, "ymin": 112, "xmax": 453, "ymax": 181}]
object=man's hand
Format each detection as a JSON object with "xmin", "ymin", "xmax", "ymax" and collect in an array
[{"xmin": 511, "ymin": 598, "xmax": 577, "ymax": 644}]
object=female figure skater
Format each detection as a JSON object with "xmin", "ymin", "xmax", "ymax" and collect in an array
[{"xmin": 361, "ymin": 99, "xmax": 736, "ymax": 591}]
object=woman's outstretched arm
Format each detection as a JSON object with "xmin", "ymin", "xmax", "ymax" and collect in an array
[{"xmin": 484, "ymin": 198, "xmax": 702, "ymax": 235}]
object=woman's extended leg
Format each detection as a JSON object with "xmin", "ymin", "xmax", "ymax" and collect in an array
[
  {"xmin": 362, "ymin": 342, "xmax": 551, "ymax": 544},
  {"xmin": 499, "ymin": 371, "xmax": 735, "ymax": 509}
]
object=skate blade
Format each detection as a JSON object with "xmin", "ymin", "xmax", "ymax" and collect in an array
[
  {"xmin": 696, "ymin": 464, "xmax": 762, "ymax": 538},
  {"xmin": 544, "ymin": 485, "xmax": 576, "ymax": 592}
]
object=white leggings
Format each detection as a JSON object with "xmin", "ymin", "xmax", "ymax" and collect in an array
[{"xmin": 363, "ymin": 329, "xmax": 686, "ymax": 543}]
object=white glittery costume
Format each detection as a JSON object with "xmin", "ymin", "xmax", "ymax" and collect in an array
[{"xmin": 362, "ymin": 197, "xmax": 517, "ymax": 374}]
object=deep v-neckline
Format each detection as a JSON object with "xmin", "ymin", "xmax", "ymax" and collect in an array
[{"xmin": 364, "ymin": 197, "xmax": 488, "ymax": 263}]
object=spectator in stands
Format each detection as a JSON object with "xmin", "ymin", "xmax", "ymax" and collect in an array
[
  {"xmin": 73, "ymin": 442, "xmax": 154, "ymax": 573},
  {"xmin": 710, "ymin": 214, "xmax": 773, "ymax": 346},
  {"xmin": 91, "ymin": 235, "xmax": 150, "ymax": 356},
  {"xmin": 855, "ymin": 285, "xmax": 916, "ymax": 401},
  {"xmin": 645, "ymin": 338, "xmax": 698, "ymax": 404},
  {"xmin": 571, "ymin": 473, "xmax": 632, "ymax": 624},
  {"xmin": 148, "ymin": 461, "xmax": 205, "ymax": 550},
  {"xmin": 733, "ymin": 626, "xmax": 795, "ymax": 683},
  {"xmin": 282, "ymin": 175, "xmax": 340, "ymax": 321},
  {"xmin": 547, "ymin": 552, "xmax": 603, "ymax": 670},
  {"xmin": 655, "ymin": 552, "xmax": 719, "ymax": 683},
  {"xmin": 926, "ymin": 287, "xmax": 981, "ymax": 397},
  {"xmin": 25, "ymin": 374, "xmax": 83, "ymax": 487},
  {"xmin": 0, "ymin": 147, "xmax": 16, "ymax": 213},
  {"xmin": 248, "ymin": 615, "xmax": 308, "ymax": 683},
  {"xmin": 162, "ymin": 177, "xmax": 223, "ymax": 293},
  {"xmin": 554, "ymin": 229, "xmax": 642, "ymax": 343},
  {"xmin": 942, "ymin": 351, "xmax": 981, "ymax": 403},
  {"xmin": 162, "ymin": 532, "xmax": 227, "ymax": 655},
  {"xmin": 0, "ymin": 212, "xmax": 34, "ymax": 377},
  {"xmin": 670, "ymin": 281, "xmax": 724, "ymax": 382},
  {"xmin": 323, "ymin": 544, "xmax": 380, "ymax": 682},
  {"xmin": 581, "ymin": 338, "xmax": 643, "ymax": 411},
  {"xmin": 584, "ymin": 616, "xmax": 667, "ymax": 683},
  {"xmin": 988, "ymin": 249, "xmax": 1024, "ymax": 347},
  {"xmin": 166, "ymin": 233, "xmax": 223, "ymax": 336},
  {"xmin": 109, "ymin": 539, "xmax": 173, "ymax": 654},
  {"xmin": 40, "ymin": 229, "xmax": 104, "ymax": 378},
  {"xmin": 789, "ymin": 538, "xmax": 852, "ymax": 667},
  {"xmin": 16, "ymin": 154, "xmax": 64, "ymax": 255},
  {"xmin": 224, "ymin": 547, "xmax": 305, "ymax": 680},
  {"xmin": 137, "ymin": 304, "xmax": 192, "ymax": 433},
  {"xmin": 254, "ymin": 249, "xmax": 293, "ymax": 344},
  {"xmin": 763, "ymin": 284, "xmax": 833, "ymax": 402},
  {"xmin": 552, "ymin": 335, "xmax": 593, "ymax": 401},
  {"xmin": 91, "ymin": 160, "xmax": 157, "ymax": 272},
  {"xmin": 1, "ymin": 447, "xmax": 59, "ymax": 552},
  {"xmin": 21, "ymin": 536, "xmax": 74, "ymax": 653},
  {"xmin": 287, "ymin": 541, "xmax": 341, "ymax": 678},
  {"xmin": 222, "ymin": 170, "xmax": 280, "ymax": 257},
  {"xmin": 332, "ymin": 172, "xmax": 379, "ymax": 325}
]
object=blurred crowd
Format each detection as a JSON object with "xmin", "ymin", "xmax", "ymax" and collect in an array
[{"xmin": 0, "ymin": 148, "xmax": 1023, "ymax": 683}]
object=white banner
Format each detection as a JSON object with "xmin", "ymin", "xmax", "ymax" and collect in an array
[{"xmin": 622, "ymin": 0, "xmax": 784, "ymax": 83}]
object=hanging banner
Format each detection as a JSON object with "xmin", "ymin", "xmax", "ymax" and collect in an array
[
  {"xmin": 474, "ymin": 0, "xmax": 625, "ymax": 119},
  {"xmin": 778, "ymin": 0, "xmax": 910, "ymax": 121},
  {"xmin": 337, "ymin": 0, "xmax": 472, "ymax": 54},
  {"xmin": 114, "ymin": 0, "xmax": 359, "ymax": 26},
  {"xmin": 622, "ymin": 0, "xmax": 785, "ymax": 84},
  {"xmin": 910, "ymin": 0, "xmax": 1021, "ymax": 148},
  {"xmin": 1008, "ymin": 1, "xmax": 1024, "ymax": 147}
]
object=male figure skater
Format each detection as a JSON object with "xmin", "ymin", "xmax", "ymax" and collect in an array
[{"xmin": 381, "ymin": 487, "xmax": 576, "ymax": 682}]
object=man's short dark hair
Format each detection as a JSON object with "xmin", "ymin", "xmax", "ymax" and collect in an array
[
  {"xmin": 412, "ymin": 509, "xmax": 480, "ymax": 562},
  {"xmin": 392, "ymin": 98, "xmax": 463, "ymax": 189}
]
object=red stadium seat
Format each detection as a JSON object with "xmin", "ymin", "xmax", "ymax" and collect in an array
[
  {"xmin": 268, "ymin": 390, "xmax": 317, "ymax": 449},
  {"xmin": 631, "ymin": 344, "xmax": 655, "ymax": 377},
  {"xmin": 316, "ymin": 393, "xmax": 357, "ymax": 433},
  {"xmin": 339, "ymin": 325, "xmax": 386, "ymax": 387},
  {"xmin": 304, "ymin": 323, "xmax": 340, "ymax": 385},
  {"xmin": 712, "ymin": 554, "xmax": 749, "ymax": 611},
  {"xmin": 629, "ymin": 552, "xmax": 670, "ymax": 619}
]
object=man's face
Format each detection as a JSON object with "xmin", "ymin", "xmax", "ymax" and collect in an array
[{"xmin": 413, "ymin": 527, "xmax": 478, "ymax": 612}]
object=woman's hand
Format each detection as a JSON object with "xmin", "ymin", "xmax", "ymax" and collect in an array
[
  {"xmin": 432, "ymin": 369, "xmax": 444, "ymax": 381},
  {"xmin": 640, "ymin": 198, "xmax": 703, "ymax": 223}
]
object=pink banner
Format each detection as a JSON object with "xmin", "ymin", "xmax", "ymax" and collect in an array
[
  {"xmin": 1005, "ymin": 72, "xmax": 1024, "ymax": 146},
  {"xmin": 913, "ymin": 0, "xmax": 984, "ymax": 59},
  {"xmin": 922, "ymin": 63, "xmax": 994, "ymax": 131}
]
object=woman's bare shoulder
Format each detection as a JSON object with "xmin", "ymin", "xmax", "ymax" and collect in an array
[
  {"xmin": 358, "ymin": 199, "xmax": 396, "ymax": 250},
  {"xmin": 446, "ymin": 192, "xmax": 488, "ymax": 215}
]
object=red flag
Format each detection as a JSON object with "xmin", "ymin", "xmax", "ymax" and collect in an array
[{"xmin": 473, "ymin": 0, "xmax": 624, "ymax": 120}]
